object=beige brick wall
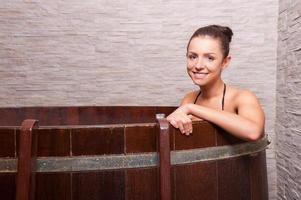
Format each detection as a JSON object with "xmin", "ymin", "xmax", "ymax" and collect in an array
[
  {"xmin": 276, "ymin": 0, "xmax": 301, "ymax": 199},
  {"xmin": 0, "ymin": 0, "xmax": 278, "ymax": 198}
]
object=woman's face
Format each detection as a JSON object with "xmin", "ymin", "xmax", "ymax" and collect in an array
[{"xmin": 186, "ymin": 35, "xmax": 230, "ymax": 86}]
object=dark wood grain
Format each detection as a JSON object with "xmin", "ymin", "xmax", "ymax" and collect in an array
[
  {"xmin": 169, "ymin": 126, "xmax": 175, "ymax": 150},
  {"xmin": 126, "ymin": 167, "xmax": 159, "ymax": 200},
  {"xmin": 0, "ymin": 107, "xmax": 19, "ymax": 126},
  {"xmin": 175, "ymin": 121, "xmax": 216, "ymax": 150},
  {"xmin": 35, "ymin": 173, "xmax": 71, "ymax": 200},
  {"xmin": 37, "ymin": 128, "xmax": 70, "ymax": 156},
  {"xmin": 0, "ymin": 106, "xmax": 176, "ymax": 126},
  {"xmin": 249, "ymin": 151, "xmax": 269, "ymax": 200},
  {"xmin": 157, "ymin": 118, "xmax": 171, "ymax": 200},
  {"xmin": 16, "ymin": 119, "xmax": 39, "ymax": 200},
  {"xmin": 0, "ymin": 128, "xmax": 15, "ymax": 157},
  {"xmin": 0, "ymin": 173, "xmax": 16, "ymax": 200},
  {"xmin": 125, "ymin": 125, "xmax": 157, "ymax": 153},
  {"xmin": 77, "ymin": 107, "xmax": 106, "ymax": 125},
  {"xmin": 72, "ymin": 126, "xmax": 124, "ymax": 155},
  {"xmin": 217, "ymin": 156, "xmax": 251, "ymax": 200},
  {"xmin": 72, "ymin": 170, "xmax": 125, "ymax": 200},
  {"xmin": 173, "ymin": 162, "xmax": 218, "ymax": 200}
]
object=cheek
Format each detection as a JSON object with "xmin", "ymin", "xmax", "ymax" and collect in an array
[
  {"xmin": 186, "ymin": 66, "xmax": 193, "ymax": 77},
  {"xmin": 186, "ymin": 62, "xmax": 193, "ymax": 70},
  {"xmin": 206, "ymin": 62, "xmax": 222, "ymax": 72}
]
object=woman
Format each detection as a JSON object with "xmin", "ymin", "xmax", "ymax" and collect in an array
[{"xmin": 166, "ymin": 25, "xmax": 265, "ymax": 141}]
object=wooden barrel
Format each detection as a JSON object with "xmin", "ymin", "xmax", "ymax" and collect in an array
[{"xmin": 0, "ymin": 106, "xmax": 268, "ymax": 200}]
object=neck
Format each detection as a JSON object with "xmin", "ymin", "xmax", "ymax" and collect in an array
[{"xmin": 199, "ymin": 79, "xmax": 225, "ymax": 99}]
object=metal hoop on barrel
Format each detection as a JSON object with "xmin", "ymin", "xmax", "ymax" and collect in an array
[{"xmin": 0, "ymin": 136, "xmax": 269, "ymax": 173}]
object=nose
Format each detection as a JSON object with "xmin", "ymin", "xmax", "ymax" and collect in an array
[{"xmin": 194, "ymin": 57, "xmax": 204, "ymax": 70}]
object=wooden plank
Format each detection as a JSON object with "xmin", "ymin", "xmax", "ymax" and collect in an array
[
  {"xmin": 0, "ymin": 173, "xmax": 16, "ymax": 200},
  {"xmin": 126, "ymin": 167, "xmax": 159, "ymax": 200},
  {"xmin": 72, "ymin": 170, "xmax": 125, "ymax": 200},
  {"xmin": 0, "ymin": 128, "xmax": 15, "ymax": 157},
  {"xmin": 37, "ymin": 128, "xmax": 70, "ymax": 156},
  {"xmin": 157, "ymin": 116, "xmax": 171, "ymax": 200},
  {"xmin": 217, "ymin": 156, "xmax": 251, "ymax": 200},
  {"xmin": 72, "ymin": 126, "xmax": 124, "ymax": 155},
  {"xmin": 16, "ymin": 119, "xmax": 39, "ymax": 200},
  {"xmin": 173, "ymin": 162, "xmax": 217, "ymax": 200},
  {"xmin": 174, "ymin": 121, "xmax": 216, "ymax": 150},
  {"xmin": 249, "ymin": 151, "xmax": 269, "ymax": 200},
  {"xmin": 125, "ymin": 124, "xmax": 157, "ymax": 153},
  {"xmin": 35, "ymin": 172, "xmax": 71, "ymax": 200}
]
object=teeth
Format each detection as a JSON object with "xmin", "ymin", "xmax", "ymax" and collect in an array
[{"xmin": 194, "ymin": 72, "xmax": 207, "ymax": 79}]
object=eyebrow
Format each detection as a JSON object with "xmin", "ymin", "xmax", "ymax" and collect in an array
[
  {"xmin": 187, "ymin": 51, "xmax": 217, "ymax": 55},
  {"xmin": 204, "ymin": 53, "xmax": 217, "ymax": 56}
]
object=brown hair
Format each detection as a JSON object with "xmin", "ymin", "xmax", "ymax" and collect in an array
[{"xmin": 187, "ymin": 25, "xmax": 233, "ymax": 58}]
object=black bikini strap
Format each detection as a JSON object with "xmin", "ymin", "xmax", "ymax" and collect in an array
[
  {"xmin": 222, "ymin": 83, "xmax": 226, "ymax": 111},
  {"xmin": 194, "ymin": 90, "xmax": 202, "ymax": 104},
  {"xmin": 194, "ymin": 83, "xmax": 226, "ymax": 111}
]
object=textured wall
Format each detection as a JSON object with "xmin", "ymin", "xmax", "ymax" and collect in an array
[
  {"xmin": 276, "ymin": 0, "xmax": 301, "ymax": 199},
  {"xmin": 0, "ymin": 0, "xmax": 278, "ymax": 198}
]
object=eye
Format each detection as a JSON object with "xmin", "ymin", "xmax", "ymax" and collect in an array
[
  {"xmin": 188, "ymin": 54, "xmax": 197, "ymax": 60},
  {"xmin": 207, "ymin": 55, "xmax": 215, "ymax": 61}
]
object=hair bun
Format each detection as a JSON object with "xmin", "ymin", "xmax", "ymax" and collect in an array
[
  {"xmin": 217, "ymin": 25, "xmax": 233, "ymax": 43},
  {"xmin": 187, "ymin": 24, "xmax": 234, "ymax": 58}
]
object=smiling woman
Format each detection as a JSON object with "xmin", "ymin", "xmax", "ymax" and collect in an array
[{"xmin": 167, "ymin": 25, "xmax": 265, "ymax": 141}]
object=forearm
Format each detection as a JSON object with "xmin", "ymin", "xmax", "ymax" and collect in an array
[{"xmin": 185, "ymin": 104, "xmax": 264, "ymax": 141}]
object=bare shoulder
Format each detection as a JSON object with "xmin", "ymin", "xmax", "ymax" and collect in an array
[
  {"xmin": 233, "ymin": 87, "xmax": 260, "ymax": 105},
  {"xmin": 180, "ymin": 90, "xmax": 200, "ymax": 105},
  {"xmin": 227, "ymin": 86, "xmax": 263, "ymax": 114}
]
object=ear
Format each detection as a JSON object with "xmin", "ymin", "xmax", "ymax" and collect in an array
[{"xmin": 222, "ymin": 55, "xmax": 231, "ymax": 70}]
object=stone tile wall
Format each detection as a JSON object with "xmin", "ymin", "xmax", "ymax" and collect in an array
[{"xmin": 276, "ymin": 0, "xmax": 301, "ymax": 199}]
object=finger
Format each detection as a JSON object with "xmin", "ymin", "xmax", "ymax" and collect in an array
[
  {"xmin": 183, "ymin": 117, "xmax": 193, "ymax": 133},
  {"xmin": 187, "ymin": 114, "xmax": 194, "ymax": 119},
  {"xmin": 183, "ymin": 121, "xmax": 191, "ymax": 135},
  {"xmin": 185, "ymin": 126, "xmax": 192, "ymax": 136},
  {"xmin": 177, "ymin": 122, "xmax": 185, "ymax": 134},
  {"xmin": 189, "ymin": 124, "xmax": 193, "ymax": 134},
  {"xmin": 186, "ymin": 127, "xmax": 192, "ymax": 136}
]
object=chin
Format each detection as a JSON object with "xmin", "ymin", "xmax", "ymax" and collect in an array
[
  {"xmin": 192, "ymin": 79, "xmax": 207, "ymax": 86},
  {"xmin": 189, "ymin": 73, "xmax": 216, "ymax": 87}
]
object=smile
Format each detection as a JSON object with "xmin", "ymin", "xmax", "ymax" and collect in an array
[{"xmin": 193, "ymin": 72, "xmax": 208, "ymax": 79}]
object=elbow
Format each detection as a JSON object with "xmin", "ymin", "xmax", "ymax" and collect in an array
[
  {"xmin": 247, "ymin": 133, "xmax": 261, "ymax": 141},
  {"xmin": 246, "ymin": 127, "xmax": 263, "ymax": 141}
]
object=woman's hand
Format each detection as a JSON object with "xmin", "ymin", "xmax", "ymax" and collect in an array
[{"xmin": 166, "ymin": 104, "xmax": 193, "ymax": 135}]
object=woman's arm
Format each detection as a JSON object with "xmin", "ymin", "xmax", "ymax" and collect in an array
[{"xmin": 167, "ymin": 90, "xmax": 265, "ymax": 141}]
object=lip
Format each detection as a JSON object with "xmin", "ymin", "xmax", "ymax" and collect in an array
[{"xmin": 192, "ymin": 71, "xmax": 208, "ymax": 79}]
